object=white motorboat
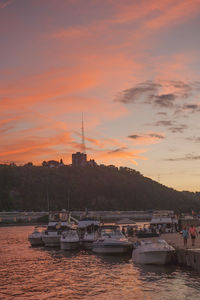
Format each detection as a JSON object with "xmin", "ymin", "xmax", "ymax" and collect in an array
[
  {"xmin": 78, "ymin": 217, "xmax": 100, "ymax": 250},
  {"xmin": 132, "ymin": 239, "xmax": 175, "ymax": 265},
  {"xmin": 81, "ymin": 231, "xmax": 99, "ymax": 250},
  {"xmin": 28, "ymin": 226, "xmax": 44, "ymax": 246},
  {"xmin": 92, "ymin": 225, "xmax": 132, "ymax": 254},
  {"xmin": 42, "ymin": 210, "xmax": 72, "ymax": 247},
  {"xmin": 60, "ymin": 229, "xmax": 80, "ymax": 250},
  {"xmin": 42, "ymin": 221, "xmax": 71, "ymax": 247}
]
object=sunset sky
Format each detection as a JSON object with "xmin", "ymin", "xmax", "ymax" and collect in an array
[{"xmin": 1, "ymin": 0, "xmax": 200, "ymax": 192}]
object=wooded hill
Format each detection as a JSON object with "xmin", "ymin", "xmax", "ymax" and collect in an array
[{"xmin": 0, "ymin": 164, "xmax": 199, "ymax": 213}]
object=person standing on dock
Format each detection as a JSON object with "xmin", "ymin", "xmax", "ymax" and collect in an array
[
  {"xmin": 182, "ymin": 227, "xmax": 189, "ymax": 248},
  {"xmin": 189, "ymin": 225, "xmax": 198, "ymax": 246}
]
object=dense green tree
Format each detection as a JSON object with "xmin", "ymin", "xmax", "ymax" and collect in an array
[{"xmin": 0, "ymin": 164, "xmax": 199, "ymax": 212}]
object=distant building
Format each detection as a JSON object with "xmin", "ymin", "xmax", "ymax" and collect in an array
[
  {"xmin": 72, "ymin": 152, "xmax": 87, "ymax": 167},
  {"xmin": 42, "ymin": 159, "xmax": 64, "ymax": 168},
  {"xmin": 24, "ymin": 162, "xmax": 33, "ymax": 167},
  {"xmin": 108, "ymin": 165, "xmax": 118, "ymax": 170},
  {"xmin": 87, "ymin": 159, "xmax": 97, "ymax": 167},
  {"xmin": 71, "ymin": 152, "xmax": 98, "ymax": 167},
  {"xmin": 59, "ymin": 158, "xmax": 64, "ymax": 166}
]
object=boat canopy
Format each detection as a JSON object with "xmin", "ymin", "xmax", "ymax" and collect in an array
[
  {"xmin": 61, "ymin": 221, "xmax": 70, "ymax": 226},
  {"xmin": 48, "ymin": 221, "xmax": 58, "ymax": 227},
  {"xmin": 101, "ymin": 225, "xmax": 120, "ymax": 230},
  {"xmin": 150, "ymin": 217, "xmax": 172, "ymax": 224},
  {"xmin": 78, "ymin": 219, "xmax": 100, "ymax": 228},
  {"xmin": 117, "ymin": 218, "xmax": 136, "ymax": 224}
]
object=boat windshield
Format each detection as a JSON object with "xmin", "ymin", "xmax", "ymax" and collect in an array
[
  {"xmin": 68, "ymin": 230, "xmax": 78, "ymax": 236},
  {"xmin": 47, "ymin": 225, "xmax": 57, "ymax": 231},
  {"xmin": 63, "ymin": 230, "xmax": 78, "ymax": 237},
  {"xmin": 101, "ymin": 228, "xmax": 123, "ymax": 238}
]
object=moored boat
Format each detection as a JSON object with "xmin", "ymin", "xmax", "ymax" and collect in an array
[
  {"xmin": 60, "ymin": 229, "xmax": 80, "ymax": 250},
  {"xmin": 42, "ymin": 210, "xmax": 72, "ymax": 247},
  {"xmin": 150, "ymin": 210, "xmax": 178, "ymax": 233},
  {"xmin": 132, "ymin": 239, "xmax": 175, "ymax": 265},
  {"xmin": 92, "ymin": 225, "xmax": 132, "ymax": 254},
  {"xmin": 136, "ymin": 231, "xmax": 159, "ymax": 238},
  {"xmin": 42, "ymin": 221, "xmax": 71, "ymax": 247},
  {"xmin": 78, "ymin": 217, "xmax": 100, "ymax": 249},
  {"xmin": 28, "ymin": 226, "xmax": 44, "ymax": 246}
]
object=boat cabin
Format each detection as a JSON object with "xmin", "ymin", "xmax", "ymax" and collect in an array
[{"xmin": 150, "ymin": 211, "xmax": 178, "ymax": 233}]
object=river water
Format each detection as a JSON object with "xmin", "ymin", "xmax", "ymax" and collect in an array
[{"xmin": 0, "ymin": 226, "xmax": 200, "ymax": 300}]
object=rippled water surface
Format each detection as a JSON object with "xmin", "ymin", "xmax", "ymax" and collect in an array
[{"xmin": 1, "ymin": 226, "xmax": 200, "ymax": 299}]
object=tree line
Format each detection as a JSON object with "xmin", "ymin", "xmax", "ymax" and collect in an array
[{"xmin": 0, "ymin": 164, "xmax": 199, "ymax": 213}]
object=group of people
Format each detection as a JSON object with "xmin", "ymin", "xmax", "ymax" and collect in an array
[
  {"xmin": 122, "ymin": 226, "xmax": 134, "ymax": 237},
  {"xmin": 182, "ymin": 225, "xmax": 198, "ymax": 248}
]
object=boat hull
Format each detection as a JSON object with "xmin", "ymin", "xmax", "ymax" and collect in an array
[
  {"xmin": 61, "ymin": 241, "xmax": 79, "ymax": 250},
  {"xmin": 93, "ymin": 242, "xmax": 131, "ymax": 254},
  {"xmin": 81, "ymin": 240, "xmax": 95, "ymax": 250},
  {"xmin": 42, "ymin": 235, "xmax": 61, "ymax": 247},
  {"xmin": 136, "ymin": 233, "xmax": 159, "ymax": 238},
  {"xmin": 132, "ymin": 250, "xmax": 173, "ymax": 265},
  {"xmin": 28, "ymin": 237, "xmax": 44, "ymax": 246}
]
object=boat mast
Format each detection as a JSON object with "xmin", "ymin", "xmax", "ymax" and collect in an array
[
  {"xmin": 47, "ymin": 183, "xmax": 50, "ymax": 212},
  {"xmin": 81, "ymin": 112, "xmax": 86, "ymax": 154}
]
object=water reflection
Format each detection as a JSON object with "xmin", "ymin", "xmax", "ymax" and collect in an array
[
  {"xmin": 94, "ymin": 252, "xmax": 131, "ymax": 265},
  {"xmin": 1, "ymin": 226, "xmax": 200, "ymax": 300},
  {"xmin": 135, "ymin": 263, "xmax": 177, "ymax": 278},
  {"xmin": 61, "ymin": 249, "xmax": 80, "ymax": 259}
]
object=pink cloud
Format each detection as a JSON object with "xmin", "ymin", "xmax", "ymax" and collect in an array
[
  {"xmin": 1, "ymin": 0, "xmax": 199, "ymax": 172},
  {"xmin": 0, "ymin": 130, "xmax": 74, "ymax": 164},
  {"xmin": 94, "ymin": 148, "xmax": 147, "ymax": 166},
  {"xmin": 145, "ymin": 0, "xmax": 200, "ymax": 30},
  {"xmin": 0, "ymin": 0, "xmax": 12, "ymax": 9}
]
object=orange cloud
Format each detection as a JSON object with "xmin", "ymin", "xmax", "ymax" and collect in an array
[
  {"xmin": 83, "ymin": 136, "xmax": 127, "ymax": 150},
  {"xmin": 145, "ymin": 0, "xmax": 200, "ymax": 30},
  {"xmin": 113, "ymin": 0, "xmax": 200, "ymax": 31},
  {"xmin": 94, "ymin": 148, "xmax": 147, "ymax": 166},
  {"xmin": 154, "ymin": 52, "xmax": 198, "ymax": 81},
  {"xmin": 1, "ymin": 0, "xmax": 198, "ymax": 172},
  {"xmin": 52, "ymin": 0, "xmax": 200, "ymax": 44},
  {"xmin": 0, "ymin": 131, "xmax": 74, "ymax": 163}
]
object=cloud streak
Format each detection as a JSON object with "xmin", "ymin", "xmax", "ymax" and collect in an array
[
  {"xmin": 166, "ymin": 154, "xmax": 200, "ymax": 161},
  {"xmin": 128, "ymin": 132, "xmax": 165, "ymax": 144},
  {"xmin": 96, "ymin": 147, "xmax": 147, "ymax": 166},
  {"xmin": 115, "ymin": 80, "xmax": 196, "ymax": 110},
  {"xmin": 153, "ymin": 120, "xmax": 188, "ymax": 133}
]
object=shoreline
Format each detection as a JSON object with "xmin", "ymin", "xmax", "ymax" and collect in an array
[{"xmin": 0, "ymin": 223, "xmax": 45, "ymax": 227}]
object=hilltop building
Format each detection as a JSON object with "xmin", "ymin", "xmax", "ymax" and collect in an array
[
  {"xmin": 42, "ymin": 159, "xmax": 64, "ymax": 168},
  {"xmin": 71, "ymin": 152, "xmax": 97, "ymax": 167},
  {"xmin": 72, "ymin": 152, "xmax": 87, "ymax": 167},
  {"xmin": 42, "ymin": 116, "xmax": 97, "ymax": 168},
  {"xmin": 71, "ymin": 115, "xmax": 97, "ymax": 167},
  {"xmin": 87, "ymin": 159, "xmax": 97, "ymax": 167}
]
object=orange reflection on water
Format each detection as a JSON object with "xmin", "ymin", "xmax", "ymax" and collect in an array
[{"xmin": 0, "ymin": 226, "xmax": 200, "ymax": 299}]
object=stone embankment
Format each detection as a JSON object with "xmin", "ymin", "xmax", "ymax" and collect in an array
[
  {"xmin": 131, "ymin": 232, "xmax": 200, "ymax": 273},
  {"xmin": 162, "ymin": 232, "xmax": 200, "ymax": 273}
]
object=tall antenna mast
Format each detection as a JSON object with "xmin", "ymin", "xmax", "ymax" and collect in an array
[{"xmin": 81, "ymin": 113, "xmax": 86, "ymax": 154}]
